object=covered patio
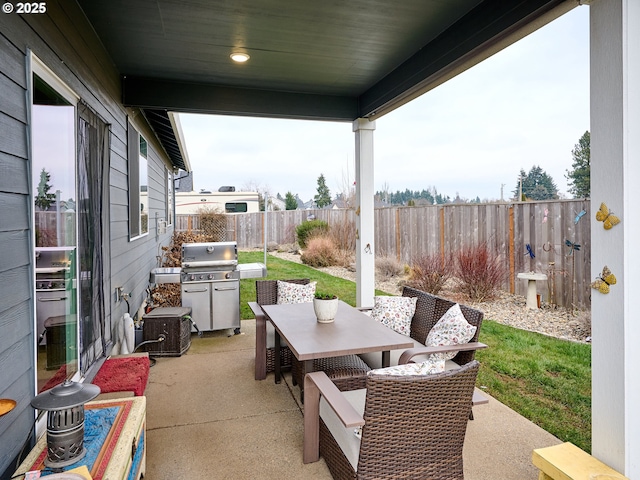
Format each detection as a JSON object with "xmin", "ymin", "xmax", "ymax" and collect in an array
[
  {"xmin": 143, "ymin": 321, "xmax": 559, "ymax": 479},
  {"xmin": 1, "ymin": 0, "xmax": 639, "ymax": 478}
]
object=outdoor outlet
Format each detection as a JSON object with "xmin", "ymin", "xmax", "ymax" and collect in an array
[
  {"xmin": 157, "ymin": 218, "xmax": 167, "ymax": 235},
  {"xmin": 116, "ymin": 286, "xmax": 130, "ymax": 302}
]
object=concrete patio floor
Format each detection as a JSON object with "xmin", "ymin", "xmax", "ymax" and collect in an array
[{"xmin": 143, "ymin": 319, "xmax": 561, "ymax": 479}]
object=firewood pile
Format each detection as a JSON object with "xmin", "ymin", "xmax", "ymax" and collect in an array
[
  {"xmin": 150, "ymin": 284, "xmax": 181, "ymax": 307},
  {"xmin": 149, "ymin": 231, "xmax": 211, "ymax": 307}
]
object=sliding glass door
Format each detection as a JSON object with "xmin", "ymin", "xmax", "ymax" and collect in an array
[{"xmin": 32, "ymin": 69, "xmax": 79, "ymax": 390}]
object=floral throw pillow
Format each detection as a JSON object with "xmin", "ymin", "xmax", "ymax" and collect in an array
[
  {"xmin": 370, "ymin": 296, "xmax": 417, "ymax": 336},
  {"xmin": 276, "ymin": 280, "xmax": 316, "ymax": 304},
  {"xmin": 426, "ymin": 303, "xmax": 477, "ymax": 361},
  {"xmin": 368, "ymin": 357, "xmax": 445, "ymax": 376}
]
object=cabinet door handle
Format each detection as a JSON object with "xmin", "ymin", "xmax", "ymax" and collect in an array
[
  {"xmin": 183, "ymin": 288, "xmax": 207, "ymax": 293},
  {"xmin": 38, "ymin": 297, "xmax": 67, "ymax": 302},
  {"xmin": 214, "ymin": 286, "xmax": 237, "ymax": 291}
]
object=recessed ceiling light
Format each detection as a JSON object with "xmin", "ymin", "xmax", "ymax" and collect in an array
[{"xmin": 230, "ymin": 52, "xmax": 250, "ymax": 63}]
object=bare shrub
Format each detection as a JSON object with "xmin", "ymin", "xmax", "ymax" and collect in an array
[
  {"xmin": 334, "ymin": 248, "xmax": 355, "ymax": 269},
  {"xmin": 568, "ymin": 309, "xmax": 591, "ymax": 340},
  {"xmin": 376, "ymin": 255, "xmax": 404, "ymax": 279},
  {"xmin": 301, "ymin": 236, "xmax": 338, "ymax": 267},
  {"xmin": 329, "ymin": 218, "xmax": 356, "ymax": 252},
  {"xmin": 35, "ymin": 227, "xmax": 57, "ymax": 247},
  {"xmin": 407, "ymin": 253, "xmax": 452, "ymax": 295},
  {"xmin": 284, "ymin": 224, "xmax": 298, "ymax": 244},
  {"xmin": 198, "ymin": 207, "xmax": 227, "ymax": 241},
  {"xmin": 454, "ymin": 243, "xmax": 505, "ymax": 302}
]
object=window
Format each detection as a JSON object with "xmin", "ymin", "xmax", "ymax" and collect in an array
[
  {"xmin": 225, "ymin": 202, "xmax": 248, "ymax": 213},
  {"xmin": 139, "ymin": 137, "xmax": 148, "ymax": 235},
  {"xmin": 166, "ymin": 168, "xmax": 173, "ymax": 225},
  {"xmin": 128, "ymin": 122, "xmax": 149, "ymax": 238}
]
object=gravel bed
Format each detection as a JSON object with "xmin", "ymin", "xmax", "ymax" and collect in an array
[{"xmin": 265, "ymin": 250, "xmax": 591, "ymax": 344}]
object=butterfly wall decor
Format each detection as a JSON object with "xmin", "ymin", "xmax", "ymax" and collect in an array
[
  {"xmin": 595, "ymin": 203, "xmax": 621, "ymax": 230},
  {"xmin": 591, "ymin": 266, "xmax": 617, "ymax": 294}
]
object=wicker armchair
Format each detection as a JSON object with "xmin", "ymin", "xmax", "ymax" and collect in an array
[
  {"xmin": 303, "ymin": 360, "xmax": 481, "ymax": 479},
  {"xmin": 249, "ymin": 279, "xmax": 310, "ymax": 380},
  {"xmin": 359, "ymin": 286, "xmax": 485, "ymax": 371}
]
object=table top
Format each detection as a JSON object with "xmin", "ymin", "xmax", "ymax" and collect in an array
[
  {"xmin": 14, "ymin": 397, "xmax": 146, "ymax": 479},
  {"xmin": 262, "ymin": 301, "xmax": 414, "ymax": 361}
]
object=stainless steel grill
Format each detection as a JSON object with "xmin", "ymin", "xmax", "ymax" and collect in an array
[
  {"xmin": 35, "ymin": 247, "xmax": 74, "ymax": 347},
  {"xmin": 180, "ymin": 242, "xmax": 242, "ymax": 334},
  {"xmin": 148, "ymin": 241, "xmax": 266, "ymax": 334}
]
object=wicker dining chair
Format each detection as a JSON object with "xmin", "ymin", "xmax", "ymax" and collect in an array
[
  {"xmin": 249, "ymin": 278, "xmax": 310, "ymax": 380},
  {"xmin": 249, "ymin": 278, "xmax": 371, "ymax": 395},
  {"xmin": 303, "ymin": 360, "xmax": 481, "ymax": 479}
]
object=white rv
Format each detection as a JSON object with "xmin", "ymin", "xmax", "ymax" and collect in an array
[{"xmin": 175, "ymin": 191, "xmax": 260, "ymax": 214}]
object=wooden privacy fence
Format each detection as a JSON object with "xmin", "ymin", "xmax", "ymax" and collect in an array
[{"xmin": 177, "ymin": 199, "xmax": 591, "ymax": 309}]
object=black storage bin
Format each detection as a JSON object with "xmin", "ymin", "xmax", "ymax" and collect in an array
[
  {"xmin": 44, "ymin": 315, "xmax": 77, "ymax": 370},
  {"xmin": 142, "ymin": 307, "xmax": 192, "ymax": 356}
]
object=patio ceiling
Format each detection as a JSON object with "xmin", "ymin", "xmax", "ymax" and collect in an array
[{"xmin": 77, "ymin": 0, "xmax": 572, "ymax": 170}]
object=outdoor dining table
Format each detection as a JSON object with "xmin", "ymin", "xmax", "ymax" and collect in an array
[{"xmin": 261, "ymin": 300, "xmax": 414, "ymax": 385}]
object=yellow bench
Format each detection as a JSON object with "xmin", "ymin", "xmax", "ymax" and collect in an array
[{"xmin": 532, "ymin": 442, "xmax": 629, "ymax": 480}]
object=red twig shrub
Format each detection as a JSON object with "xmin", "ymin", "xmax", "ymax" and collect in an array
[
  {"xmin": 301, "ymin": 236, "xmax": 338, "ymax": 267},
  {"xmin": 407, "ymin": 253, "xmax": 452, "ymax": 295},
  {"xmin": 454, "ymin": 243, "xmax": 505, "ymax": 302}
]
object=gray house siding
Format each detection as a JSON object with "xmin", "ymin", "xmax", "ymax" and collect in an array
[
  {"xmin": 0, "ymin": 3, "xmax": 175, "ymax": 477},
  {"xmin": 0, "ymin": 15, "xmax": 35, "ymax": 476}
]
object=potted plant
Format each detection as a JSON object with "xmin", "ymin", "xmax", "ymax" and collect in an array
[{"xmin": 313, "ymin": 292, "xmax": 339, "ymax": 323}]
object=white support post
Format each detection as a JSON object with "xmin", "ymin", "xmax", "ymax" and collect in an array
[
  {"xmin": 590, "ymin": 0, "xmax": 640, "ymax": 475},
  {"xmin": 352, "ymin": 118, "xmax": 376, "ymax": 308}
]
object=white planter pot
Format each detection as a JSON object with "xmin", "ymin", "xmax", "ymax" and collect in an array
[{"xmin": 313, "ymin": 298, "xmax": 339, "ymax": 323}]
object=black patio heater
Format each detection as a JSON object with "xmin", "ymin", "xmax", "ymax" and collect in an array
[{"xmin": 31, "ymin": 380, "xmax": 100, "ymax": 468}]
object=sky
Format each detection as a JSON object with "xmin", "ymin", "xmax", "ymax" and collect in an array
[
  {"xmin": 33, "ymin": 105, "xmax": 76, "ymax": 202},
  {"xmin": 179, "ymin": 6, "xmax": 589, "ymax": 203}
]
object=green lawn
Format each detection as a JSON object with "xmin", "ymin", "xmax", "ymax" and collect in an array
[
  {"xmin": 239, "ymin": 251, "xmax": 592, "ymax": 453},
  {"xmin": 475, "ymin": 321, "xmax": 591, "ymax": 452},
  {"xmin": 238, "ymin": 251, "xmax": 388, "ymax": 319}
]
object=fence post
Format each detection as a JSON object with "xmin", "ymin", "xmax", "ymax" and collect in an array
[
  {"xmin": 439, "ymin": 207, "xmax": 445, "ymax": 266},
  {"xmin": 395, "ymin": 209, "xmax": 401, "ymax": 261},
  {"xmin": 509, "ymin": 205, "xmax": 515, "ymax": 294}
]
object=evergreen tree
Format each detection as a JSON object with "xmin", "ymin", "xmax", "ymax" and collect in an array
[
  {"xmin": 566, "ymin": 130, "xmax": 590, "ymax": 198},
  {"xmin": 285, "ymin": 191, "xmax": 298, "ymax": 210},
  {"xmin": 314, "ymin": 173, "xmax": 332, "ymax": 208},
  {"xmin": 35, "ymin": 168, "xmax": 55, "ymax": 210},
  {"xmin": 513, "ymin": 165, "xmax": 559, "ymax": 200},
  {"xmin": 375, "ymin": 186, "xmax": 449, "ymax": 205}
]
